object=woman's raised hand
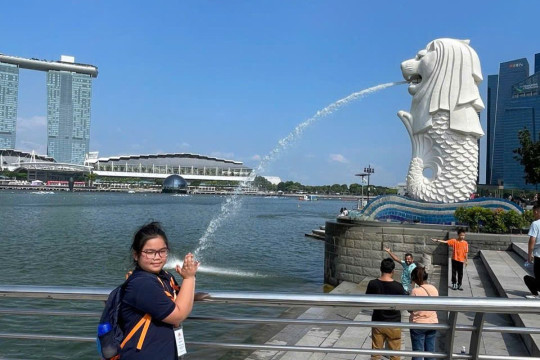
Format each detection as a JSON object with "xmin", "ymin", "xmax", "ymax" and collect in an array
[{"xmin": 176, "ymin": 252, "xmax": 199, "ymax": 279}]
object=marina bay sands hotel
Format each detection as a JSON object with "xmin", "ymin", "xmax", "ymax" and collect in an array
[{"xmin": 0, "ymin": 53, "xmax": 98, "ymax": 164}]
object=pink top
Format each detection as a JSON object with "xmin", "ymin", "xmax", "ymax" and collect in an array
[{"xmin": 409, "ymin": 284, "xmax": 439, "ymax": 324}]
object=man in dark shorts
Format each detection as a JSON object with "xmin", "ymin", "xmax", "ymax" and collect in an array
[{"xmin": 366, "ymin": 258, "xmax": 406, "ymax": 360}]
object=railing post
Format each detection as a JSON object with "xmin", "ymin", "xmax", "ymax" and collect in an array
[
  {"xmin": 445, "ymin": 311, "xmax": 458, "ymax": 360},
  {"xmin": 468, "ymin": 312, "xmax": 485, "ymax": 359}
]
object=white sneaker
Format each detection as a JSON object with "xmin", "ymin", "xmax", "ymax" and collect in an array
[{"xmin": 525, "ymin": 294, "xmax": 539, "ymax": 299}]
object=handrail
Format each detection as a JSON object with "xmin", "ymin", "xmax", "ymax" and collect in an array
[
  {"xmin": 1, "ymin": 285, "xmax": 540, "ymax": 360},
  {"xmin": 2, "ymin": 285, "xmax": 539, "ymax": 313}
]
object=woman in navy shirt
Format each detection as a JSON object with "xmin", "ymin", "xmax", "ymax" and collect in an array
[{"xmin": 119, "ymin": 221, "xmax": 199, "ymax": 359}]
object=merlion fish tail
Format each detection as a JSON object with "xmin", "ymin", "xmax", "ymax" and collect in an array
[{"xmin": 398, "ymin": 111, "xmax": 478, "ymax": 203}]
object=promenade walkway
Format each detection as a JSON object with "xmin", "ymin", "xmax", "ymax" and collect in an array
[{"xmin": 244, "ymin": 245, "xmax": 534, "ymax": 359}]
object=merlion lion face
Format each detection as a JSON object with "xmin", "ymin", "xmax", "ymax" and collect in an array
[
  {"xmin": 399, "ymin": 38, "xmax": 485, "ymax": 137},
  {"xmin": 400, "ymin": 48, "xmax": 437, "ymax": 96}
]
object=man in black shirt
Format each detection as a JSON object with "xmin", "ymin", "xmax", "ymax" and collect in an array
[{"xmin": 366, "ymin": 258, "xmax": 406, "ymax": 360}]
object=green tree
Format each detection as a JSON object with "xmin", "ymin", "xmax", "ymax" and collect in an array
[
  {"xmin": 252, "ymin": 176, "xmax": 277, "ymax": 191},
  {"xmin": 513, "ymin": 128, "xmax": 540, "ymax": 187}
]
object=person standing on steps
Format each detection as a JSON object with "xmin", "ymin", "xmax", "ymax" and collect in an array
[
  {"xmin": 384, "ymin": 247, "xmax": 416, "ymax": 294},
  {"xmin": 524, "ymin": 204, "xmax": 540, "ymax": 298},
  {"xmin": 431, "ymin": 228, "xmax": 468, "ymax": 291}
]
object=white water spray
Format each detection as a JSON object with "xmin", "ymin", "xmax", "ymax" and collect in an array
[
  {"xmin": 193, "ymin": 81, "xmax": 405, "ymax": 260},
  {"xmin": 165, "ymin": 255, "xmax": 269, "ymax": 278}
]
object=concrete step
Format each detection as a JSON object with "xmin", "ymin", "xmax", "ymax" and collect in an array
[
  {"xmin": 446, "ymin": 254, "xmax": 529, "ymax": 356},
  {"xmin": 480, "ymin": 249, "xmax": 540, "ymax": 355},
  {"xmin": 312, "ymin": 229, "xmax": 325, "ymax": 237},
  {"xmin": 512, "ymin": 241, "xmax": 529, "ymax": 261},
  {"xmin": 305, "ymin": 229, "xmax": 325, "ymax": 240}
]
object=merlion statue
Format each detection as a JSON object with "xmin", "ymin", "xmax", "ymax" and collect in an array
[{"xmin": 398, "ymin": 38, "xmax": 484, "ymax": 203}]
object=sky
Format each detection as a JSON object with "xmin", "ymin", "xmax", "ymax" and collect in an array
[{"xmin": 2, "ymin": 1, "xmax": 539, "ymax": 186}]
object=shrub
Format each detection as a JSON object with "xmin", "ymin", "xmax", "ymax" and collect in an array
[{"xmin": 454, "ymin": 207, "xmax": 529, "ymax": 234}]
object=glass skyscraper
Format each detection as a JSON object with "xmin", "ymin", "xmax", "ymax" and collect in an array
[
  {"xmin": 486, "ymin": 54, "xmax": 540, "ymax": 190},
  {"xmin": 0, "ymin": 63, "xmax": 19, "ymax": 149},
  {"xmin": 47, "ymin": 71, "xmax": 92, "ymax": 164}
]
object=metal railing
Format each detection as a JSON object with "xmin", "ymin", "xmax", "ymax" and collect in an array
[{"xmin": 1, "ymin": 285, "xmax": 540, "ymax": 359}]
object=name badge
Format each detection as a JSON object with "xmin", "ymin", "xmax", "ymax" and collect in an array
[{"xmin": 174, "ymin": 326, "xmax": 187, "ymax": 357}]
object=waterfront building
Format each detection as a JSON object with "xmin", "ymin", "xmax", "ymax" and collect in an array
[
  {"xmin": 0, "ymin": 63, "xmax": 19, "ymax": 149},
  {"xmin": 0, "ymin": 148, "xmax": 90, "ymax": 183},
  {"xmin": 486, "ymin": 53, "xmax": 540, "ymax": 190},
  {"xmin": 85, "ymin": 152, "xmax": 253, "ymax": 182},
  {"xmin": 0, "ymin": 53, "xmax": 98, "ymax": 164}
]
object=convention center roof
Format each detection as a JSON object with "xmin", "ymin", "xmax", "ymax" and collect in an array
[{"xmin": 86, "ymin": 152, "xmax": 248, "ymax": 168}]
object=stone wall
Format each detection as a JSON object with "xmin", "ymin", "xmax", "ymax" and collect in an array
[{"xmin": 324, "ymin": 219, "xmax": 528, "ymax": 286}]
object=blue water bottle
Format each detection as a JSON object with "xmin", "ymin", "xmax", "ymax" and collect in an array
[{"xmin": 97, "ymin": 322, "xmax": 118, "ymax": 359}]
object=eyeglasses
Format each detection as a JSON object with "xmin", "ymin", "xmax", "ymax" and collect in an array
[{"xmin": 141, "ymin": 248, "xmax": 169, "ymax": 259}]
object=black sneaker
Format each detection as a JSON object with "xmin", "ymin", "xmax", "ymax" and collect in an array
[
  {"xmin": 451, "ymin": 284, "xmax": 457, "ymax": 290},
  {"xmin": 458, "ymin": 284, "xmax": 463, "ymax": 291}
]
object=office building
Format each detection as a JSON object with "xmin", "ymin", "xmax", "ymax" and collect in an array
[
  {"xmin": 0, "ymin": 62, "xmax": 19, "ymax": 149},
  {"xmin": 486, "ymin": 53, "xmax": 540, "ymax": 190}
]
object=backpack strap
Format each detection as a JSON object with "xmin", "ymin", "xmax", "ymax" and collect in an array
[
  {"xmin": 119, "ymin": 272, "xmax": 177, "ymax": 352},
  {"xmin": 157, "ymin": 272, "xmax": 179, "ymax": 300},
  {"xmin": 120, "ymin": 314, "xmax": 152, "ymax": 350}
]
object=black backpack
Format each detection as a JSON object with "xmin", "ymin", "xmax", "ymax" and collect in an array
[{"xmin": 97, "ymin": 276, "xmax": 152, "ymax": 359}]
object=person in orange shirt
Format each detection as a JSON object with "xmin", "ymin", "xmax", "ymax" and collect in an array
[{"xmin": 431, "ymin": 228, "xmax": 468, "ymax": 291}]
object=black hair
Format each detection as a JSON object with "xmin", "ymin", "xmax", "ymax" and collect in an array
[
  {"xmin": 457, "ymin": 227, "xmax": 466, "ymax": 235},
  {"xmin": 380, "ymin": 258, "xmax": 395, "ymax": 274},
  {"xmin": 131, "ymin": 221, "xmax": 170, "ymax": 265},
  {"xmin": 411, "ymin": 266, "xmax": 428, "ymax": 285},
  {"xmin": 533, "ymin": 203, "xmax": 540, "ymax": 212},
  {"xmin": 404, "ymin": 253, "xmax": 413, "ymax": 259}
]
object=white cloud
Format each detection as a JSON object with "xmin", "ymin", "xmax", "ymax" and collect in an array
[
  {"xmin": 17, "ymin": 115, "xmax": 47, "ymax": 130},
  {"xmin": 15, "ymin": 115, "xmax": 47, "ymax": 154},
  {"xmin": 329, "ymin": 153, "xmax": 349, "ymax": 163},
  {"xmin": 211, "ymin": 151, "xmax": 235, "ymax": 160}
]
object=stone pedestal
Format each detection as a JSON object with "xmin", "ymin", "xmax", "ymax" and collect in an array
[{"xmin": 324, "ymin": 219, "xmax": 526, "ymax": 287}]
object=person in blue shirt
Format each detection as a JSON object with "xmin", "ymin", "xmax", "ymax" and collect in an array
[
  {"xmin": 119, "ymin": 221, "xmax": 200, "ymax": 359},
  {"xmin": 384, "ymin": 247, "xmax": 416, "ymax": 293}
]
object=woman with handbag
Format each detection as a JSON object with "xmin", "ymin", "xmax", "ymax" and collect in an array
[{"xmin": 409, "ymin": 266, "xmax": 438, "ymax": 360}]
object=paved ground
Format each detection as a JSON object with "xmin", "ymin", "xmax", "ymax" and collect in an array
[
  {"xmin": 244, "ymin": 252, "xmax": 532, "ymax": 360},
  {"xmin": 446, "ymin": 255, "xmax": 528, "ymax": 357}
]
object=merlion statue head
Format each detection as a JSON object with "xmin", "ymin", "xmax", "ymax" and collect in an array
[{"xmin": 400, "ymin": 38, "xmax": 485, "ymax": 137}]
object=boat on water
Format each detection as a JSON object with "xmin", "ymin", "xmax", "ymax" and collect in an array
[
  {"xmin": 172, "ymin": 193, "xmax": 190, "ymax": 197},
  {"xmin": 32, "ymin": 191, "xmax": 55, "ymax": 195},
  {"xmin": 299, "ymin": 194, "xmax": 317, "ymax": 201}
]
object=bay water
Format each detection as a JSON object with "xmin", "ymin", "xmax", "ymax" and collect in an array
[{"xmin": 0, "ymin": 191, "xmax": 347, "ymax": 359}]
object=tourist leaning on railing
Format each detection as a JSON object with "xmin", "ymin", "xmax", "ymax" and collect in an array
[{"xmin": 119, "ymin": 221, "xmax": 199, "ymax": 359}]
